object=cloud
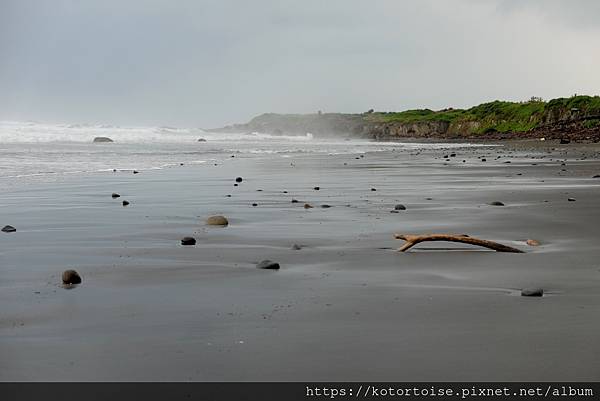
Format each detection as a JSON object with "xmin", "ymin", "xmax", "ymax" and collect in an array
[{"xmin": 0, "ymin": 0, "xmax": 599, "ymax": 127}]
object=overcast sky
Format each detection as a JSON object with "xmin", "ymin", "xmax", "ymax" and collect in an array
[{"xmin": 1, "ymin": 0, "xmax": 599, "ymax": 127}]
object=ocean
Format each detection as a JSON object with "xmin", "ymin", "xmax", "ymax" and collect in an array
[{"xmin": 0, "ymin": 120, "xmax": 487, "ymax": 182}]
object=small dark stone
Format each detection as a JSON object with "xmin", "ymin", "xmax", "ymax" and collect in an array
[
  {"xmin": 489, "ymin": 201, "xmax": 504, "ymax": 206},
  {"xmin": 521, "ymin": 288, "xmax": 543, "ymax": 297},
  {"xmin": 133, "ymin": 170, "xmax": 139, "ymax": 174},
  {"xmin": 394, "ymin": 204, "xmax": 406, "ymax": 211},
  {"xmin": 235, "ymin": 177, "xmax": 243, "ymax": 183},
  {"xmin": 481, "ymin": 158, "xmax": 487, "ymax": 162},
  {"xmin": 291, "ymin": 199, "xmax": 299, "ymax": 203},
  {"xmin": 252, "ymin": 203, "xmax": 258, "ymax": 207},
  {"xmin": 593, "ymin": 175, "xmax": 600, "ymax": 178},
  {"xmin": 2, "ymin": 225, "xmax": 16, "ymax": 233},
  {"xmin": 93, "ymin": 137, "xmax": 113, "ymax": 143},
  {"xmin": 257, "ymin": 260, "xmax": 280, "ymax": 270},
  {"xmin": 197, "ymin": 138, "xmax": 207, "ymax": 142},
  {"xmin": 450, "ymin": 153, "xmax": 456, "ymax": 157},
  {"xmin": 291, "ymin": 244, "xmax": 302, "ymax": 250},
  {"xmin": 122, "ymin": 200, "xmax": 130, "ymax": 206},
  {"xmin": 111, "ymin": 193, "xmax": 120, "ymax": 198},
  {"xmin": 321, "ymin": 204, "xmax": 331, "ymax": 208},
  {"xmin": 282, "ymin": 190, "xmax": 288, "ymax": 193},
  {"xmin": 371, "ymin": 188, "xmax": 377, "ymax": 191},
  {"xmin": 62, "ymin": 269, "xmax": 82, "ymax": 285},
  {"xmin": 181, "ymin": 237, "xmax": 196, "ymax": 246},
  {"xmin": 234, "ymin": 183, "xmax": 238, "ymax": 187},
  {"xmin": 226, "ymin": 194, "xmax": 232, "ymax": 197},
  {"xmin": 568, "ymin": 198, "xmax": 576, "ymax": 202},
  {"xmin": 313, "ymin": 186, "xmax": 320, "ymax": 190}
]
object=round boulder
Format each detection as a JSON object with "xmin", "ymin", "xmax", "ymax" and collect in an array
[
  {"xmin": 62, "ymin": 269, "xmax": 82, "ymax": 285},
  {"xmin": 235, "ymin": 177, "xmax": 243, "ymax": 183},
  {"xmin": 257, "ymin": 260, "xmax": 280, "ymax": 270},
  {"xmin": 122, "ymin": 200, "xmax": 130, "ymax": 206},
  {"xmin": 206, "ymin": 215, "xmax": 229, "ymax": 226},
  {"xmin": 394, "ymin": 204, "xmax": 406, "ymax": 211},
  {"xmin": 111, "ymin": 193, "xmax": 120, "ymax": 198}
]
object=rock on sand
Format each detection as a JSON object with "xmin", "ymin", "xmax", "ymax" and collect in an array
[
  {"xmin": 521, "ymin": 288, "xmax": 543, "ymax": 297},
  {"xmin": 62, "ymin": 269, "xmax": 82, "ymax": 285},
  {"xmin": 2, "ymin": 225, "xmax": 16, "ymax": 233},
  {"xmin": 93, "ymin": 137, "xmax": 113, "ymax": 143},
  {"xmin": 206, "ymin": 215, "xmax": 229, "ymax": 226},
  {"xmin": 181, "ymin": 237, "xmax": 196, "ymax": 246},
  {"xmin": 257, "ymin": 260, "xmax": 280, "ymax": 270}
]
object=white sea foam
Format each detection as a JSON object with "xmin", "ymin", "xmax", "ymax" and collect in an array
[
  {"xmin": 0, "ymin": 121, "xmax": 318, "ymax": 144},
  {"xmin": 0, "ymin": 120, "xmax": 495, "ymax": 181}
]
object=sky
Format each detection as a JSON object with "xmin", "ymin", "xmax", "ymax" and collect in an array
[{"xmin": 1, "ymin": 0, "xmax": 599, "ymax": 128}]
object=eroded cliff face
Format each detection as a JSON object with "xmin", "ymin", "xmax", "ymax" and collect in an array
[
  {"xmin": 369, "ymin": 121, "xmax": 451, "ymax": 140},
  {"xmin": 210, "ymin": 110, "xmax": 600, "ymax": 141}
]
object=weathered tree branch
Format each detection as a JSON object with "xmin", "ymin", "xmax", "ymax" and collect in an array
[{"xmin": 394, "ymin": 233, "xmax": 524, "ymax": 253}]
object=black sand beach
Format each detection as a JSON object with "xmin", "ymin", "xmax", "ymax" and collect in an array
[{"xmin": 2, "ymin": 142, "xmax": 600, "ymax": 381}]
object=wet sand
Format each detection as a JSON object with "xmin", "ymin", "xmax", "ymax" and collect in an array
[{"xmin": 2, "ymin": 142, "xmax": 600, "ymax": 381}]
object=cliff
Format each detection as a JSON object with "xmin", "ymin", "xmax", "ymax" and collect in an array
[{"xmin": 210, "ymin": 95, "xmax": 600, "ymax": 141}]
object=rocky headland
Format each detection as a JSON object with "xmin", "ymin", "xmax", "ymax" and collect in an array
[{"xmin": 210, "ymin": 95, "xmax": 600, "ymax": 142}]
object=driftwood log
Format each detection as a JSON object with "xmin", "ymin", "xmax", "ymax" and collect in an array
[{"xmin": 394, "ymin": 233, "xmax": 524, "ymax": 253}]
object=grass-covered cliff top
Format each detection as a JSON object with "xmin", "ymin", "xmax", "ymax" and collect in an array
[{"xmin": 364, "ymin": 95, "xmax": 600, "ymax": 133}]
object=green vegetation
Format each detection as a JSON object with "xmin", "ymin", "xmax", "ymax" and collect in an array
[
  {"xmin": 583, "ymin": 119, "xmax": 600, "ymax": 129},
  {"xmin": 364, "ymin": 95, "xmax": 600, "ymax": 134}
]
